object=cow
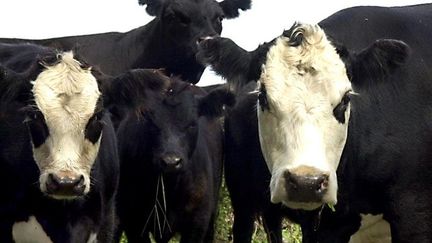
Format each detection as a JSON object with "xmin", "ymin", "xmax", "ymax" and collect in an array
[
  {"xmin": 0, "ymin": 43, "xmax": 168, "ymax": 242},
  {"xmin": 115, "ymin": 74, "xmax": 235, "ymax": 242},
  {"xmin": 196, "ymin": 19, "xmax": 430, "ymax": 243},
  {"xmin": 0, "ymin": 0, "xmax": 251, "ymax": 84}
]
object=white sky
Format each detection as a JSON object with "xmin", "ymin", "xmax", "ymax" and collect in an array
[{"xmin": 0, "ymin": 0, "xmax": 429, "ymax": 86}]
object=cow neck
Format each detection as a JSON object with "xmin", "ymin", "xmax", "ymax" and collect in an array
[
  {"xmin": 125, "ymin": 19, "xmax": 204, "ymax": 83},
  {"xmin": 116, "ymin": 19, "xmax": 162, "ymax": 70}
]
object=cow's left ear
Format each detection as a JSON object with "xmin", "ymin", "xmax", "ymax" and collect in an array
[
  {"xmin": 198, "ymin": 88, "xmax": 236, "ymax": 118},
  {"xmin": 138, "ymin": 0, "xmax": 165, "ymax": 16},
  {"xmin": 219, "ymin": 0, "xmax": 252, "ymax": 19},
  {"xmin": 351, "ymin": 39, "xmax": 410, "ymax": 86},
  {"xmin": 0, "ymin": 65, "xmax": 35, "ymax": 103}
]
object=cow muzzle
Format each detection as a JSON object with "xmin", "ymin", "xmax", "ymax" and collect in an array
[
  {"xmin": 284, "ymin": 166, "xmax": 329, "ymax": 203},
  {"xmin": 271, "ymin": 165, "xmax": 335, "ymax": 210},
  {"xmin": 43, "ymin": 171, "xmax": 86, "ymax": 199},
  {"xmin": 159, "ymin": 153, "xmax": 184, "ymax": 173}
]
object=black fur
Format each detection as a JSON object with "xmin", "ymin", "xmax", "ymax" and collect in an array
[
  {"xmin": 0, "ymin": 0, "xmax": 251, "ymax": 84},
  {"xmin": 198, "ymin": 10, "xmax": 430, "ymax": 242},
  {"xmin": 116, "ymin": 77, "xmax": 234, "ymax": 242}
]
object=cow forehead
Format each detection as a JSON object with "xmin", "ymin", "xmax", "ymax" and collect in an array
[
  {"xmin": 171, "ymin": 0, "xmax": 222, "ymax": 15},
  {"xmin": 261, "ymin": 24, "xmax": 351, "ymax": 108},
  {"xmin": 32, "ymin": 52, "xmax": 101, "ymax": 131}
]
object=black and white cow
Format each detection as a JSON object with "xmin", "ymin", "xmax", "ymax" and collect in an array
[
  {"xmin": 0, "ymin": 43, "xmax": 166, "ymax": 242},
  {"xmin": 0, "ymin": 0, "xmax": 251, "ymax": 84},
  {"xmin": 197, "ymin": 20, "xmax": 431, "ymax": 243},
  {"xmin": 115, "ymin": 74, "xmax": 235, "ymax": 242}
]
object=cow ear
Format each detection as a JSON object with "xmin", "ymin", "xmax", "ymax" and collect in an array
[
  {"xmin": 102, "ymin": 69, "xmax": 169, "ymax": 108},
  {"xmin": 198, "ymin": 87, "xmax": 236, "ymax": 118},
  {"xmin": 139, "ymin": 0, "xmax": 165, "ymax": 16},
  {"xmin": 351, "ymin": 39, "xmax": 410, "ymax": 86},
  {"xmin": 0, "ymin": 65, "xmax": 33, "ymax": 103},
  {"xmin": 219, "ymin": 0, "xmax": 252, "ymax": 19}
]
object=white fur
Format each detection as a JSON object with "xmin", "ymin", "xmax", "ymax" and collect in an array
[
  {"xmin": 31, "ymin": 52, "xmax": 102, "ymax": 198},
  {"xmin": 350, "ymin": 214, "xmax": 391, "ymax": 243},
  {"xmin": 12, "ymin": 215, "xmax": 53, "ymax": 243},
  {"xmin": 87, "ymin": 233, "xmax": 98, "ymax": 243},
  {"xmin": 257, "ymin": 24, "xmax": 351, "ymax": 210}
]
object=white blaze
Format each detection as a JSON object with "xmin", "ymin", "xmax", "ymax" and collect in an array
[
  {"xmin": 31, "ymin": 52, "xmax": 102, "ymax": 197},
  {"xmin": 257, "ymin": 24, "xmax": 352, "ymax": 209}
]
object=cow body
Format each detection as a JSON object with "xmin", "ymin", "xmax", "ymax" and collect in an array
[
  {"xmin": 0, "ymin": 0, "xmax": 251, "ymax": 84},
  {"xmin": 0, "ymin": 43, "xmax": 164, "ymax": 242},
  {"xmin": 198, "ymin": 15, "xmax": 430, "ymax": 243},
  {"xmin": 116, "ymin": 79, "xmax": 234, "ymax": 242}
]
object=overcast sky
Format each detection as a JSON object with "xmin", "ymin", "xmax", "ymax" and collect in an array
[{"xmin": 0, "ymin": 0, "xmax": 429, "ymax": 86}]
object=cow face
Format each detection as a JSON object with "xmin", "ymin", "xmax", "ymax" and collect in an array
[
  {"xmin": 257, "ymin": 24, "xmax": 352, "ymax": 210},
  {"xmin": 139, "ymin": 0, "xmax": 251, "ymax": 82},
  {"xmin": 16, "ymin": 52, "xmax": 102, "ymax": 199},
  {"xmin": 129, "ymin": 78, "xmax": 234, "ymax": 174}
]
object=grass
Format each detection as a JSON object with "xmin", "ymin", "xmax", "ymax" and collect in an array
[{"xmin": 120, "ymin": 178, "xmax": 302, "ymax": 243}]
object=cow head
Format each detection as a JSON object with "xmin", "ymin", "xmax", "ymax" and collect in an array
[
  {"xmin": 0, "ymin": 50, "xmax": 164, "ymax": 200},
  {"xmin": 256, "ymin": 23, "xmax": 409, "ymax": 210},
  {"xmin": 138, "ymin": 0, "xmax": 251, "ymax": 83},
  {"xmin": 119, "ymin": 76, "xmax": 234, "ymax": 174}
]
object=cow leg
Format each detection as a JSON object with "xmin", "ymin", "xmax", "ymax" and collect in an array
[
  {"xmin": 179, "ymin": 222, "xmax": 208, "ymax": 243},
  {"xmin": 123, "ymin": 228, "xmax": 151, "ymax": 243},
  {"xmin": 262, "ymin": 206, "xmax": 283, "ymax": 243},
  {"xmin": 231, "ymin": 205, "xmax": 256, "ymax": 243},
  {"xmin": 203, "ymin": 212, "xmax": 217, "ymax": 243}
]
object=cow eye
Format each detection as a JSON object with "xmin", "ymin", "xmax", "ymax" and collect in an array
[
  {"xmin": 333, "ymin": 91, "xmax": 351, "ymax": 124},
  {"xmin": 85, "ymin": 111, "xmax": 104, "ymax": 144},
  {"xmin": 24, "ymin": 110, "xmax": 49, "ymax": 148},
  {"xmin": 215, "ymin": 15, "xmax": 224, "ymax": 24},
  {"xmin": 174, "ymin": 11, "xmax": 191, "ymax": 26},
  {"xmin": 186, "ymin": 121, "xmax": 197, "ymax": 131}
]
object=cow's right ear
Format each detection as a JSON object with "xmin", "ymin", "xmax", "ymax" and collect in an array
[
  {"xmin": 350, "ymin": 39, "xmax": 410, "ymax": 87},
  {"xmin": 198, "ymin": 87, "xmax": 236, "ymax": 118},
  {"xmin": 138, "ymin": 0, "xmax": 165, "ymax": 16},
  {"xmin": 0, "ymin": 65, "xmax": 33, "ymax": 103},
  {"xmin": 101, "ymin": 69, "xmax": 169, "ymax": 109},
  {"xmin": 219, "ymin": 0, "xmax": 252, "ymax": 19}
]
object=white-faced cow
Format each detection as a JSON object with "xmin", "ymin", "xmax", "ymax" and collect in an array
[
  {"xmin": 0, "ymin": 43, "xmax": 167, "ymax": 242},
  {"xmin": 0, "ymin": 0, "xmax": 251, "ymax": 84},
  {"xmin": 115, "ymin": 74, "xmax": 235, "ymax": 242},
  {"xmin": 196, "ymin": 20, "xmax": 429, "ymax": 243}
]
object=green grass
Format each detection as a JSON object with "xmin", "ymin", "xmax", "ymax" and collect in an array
[{"xmin": 120, "ymin": 178, "xmax": 302, "ymax": 243}]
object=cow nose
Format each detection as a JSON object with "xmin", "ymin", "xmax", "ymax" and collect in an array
[
  {"xmin": 284, "ymin": 168, "xmax": 329, "ymax": 203},
  {"xmin": 46, "ymin": 173, "xmax": 85, "ymax": 197},
  {"xmin": 161, "ymin": 155, "xmax": 183, "ymax": 172},
  {"xmin": 197, "ymin": 35, "xmax": 218, "ymax": 44}
]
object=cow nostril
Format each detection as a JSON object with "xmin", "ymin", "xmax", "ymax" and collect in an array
[
  {"xmin": 316, "ymin": 174, "xmax": 329, "ymax": 192},
  {"xmin": 46, "ymin": 173, "xmax": 61, "ymax": 193},
  {"xmin": 197, "ymin": 36, "xmax": 213, "ymax": 44},
  {"xmin": 161, "ymin": 156, "xmax": 183, "ymax": 170}
]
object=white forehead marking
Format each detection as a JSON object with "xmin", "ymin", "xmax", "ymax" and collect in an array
[
  {"xmin": 261, "ymin": 24, "xmax": 351, "ymax": 112},
  {"xmin": 13, "ymin": 215, "xmax": 53, "ymax": 243},
  {"xmin": 32, "ymin": 51, "xmax": 101, "ymax": 134}
]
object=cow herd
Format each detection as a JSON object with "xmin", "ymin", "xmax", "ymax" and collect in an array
[{"xmin": 0, "ymin": 0, "xmax": 432, "ymax": 243}]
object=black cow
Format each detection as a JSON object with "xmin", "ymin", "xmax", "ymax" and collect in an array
[
  {"xmin": 197, "ymin": 17, "xmax": 431, "ymax": 243},
  {"xmin": 115, "ymin": 75, "xmax": 235, "ymax": 242},
  {"xmin": 0, "ymin": 0, "xmax": 251, "ymax": 84},
  {"xmin": 0, "ymin": 43, "xmax": 167, "ymax": 242}
]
